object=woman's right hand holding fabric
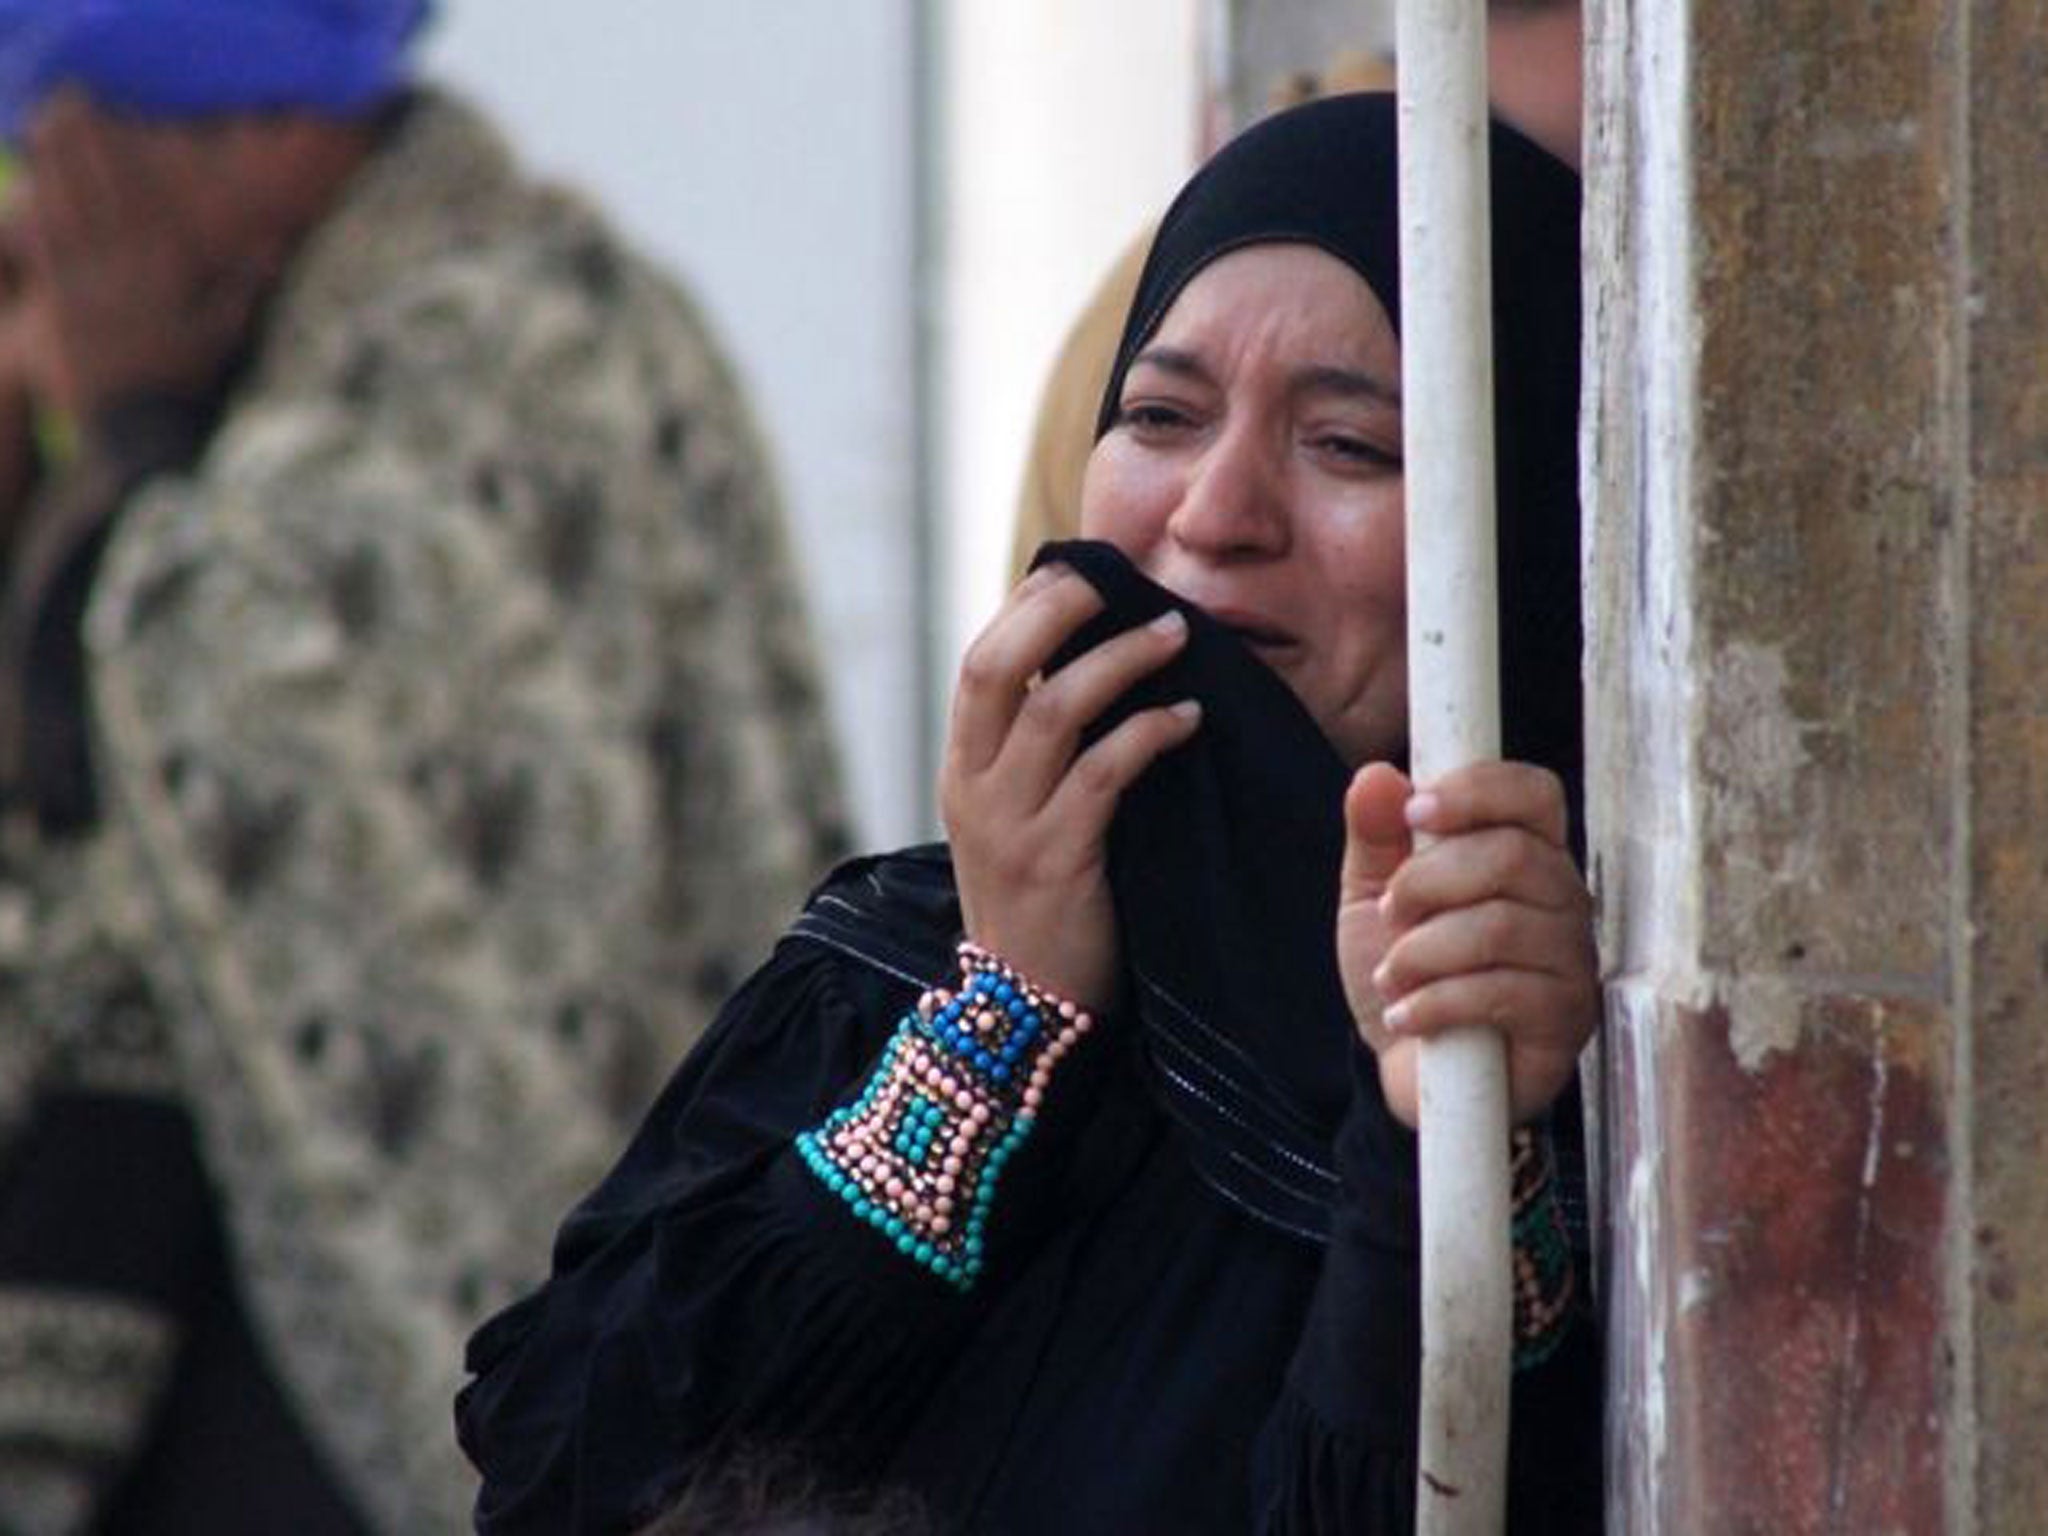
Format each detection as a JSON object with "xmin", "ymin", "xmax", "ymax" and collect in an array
[{"xmin": 941, "ymin": 566, "xmax": 1201, "ymax": 1015}]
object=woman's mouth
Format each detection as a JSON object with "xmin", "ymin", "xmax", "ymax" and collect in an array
[{"xmin": 1204, "ymin": 607, "xmax": 1299, "ymax": 651}]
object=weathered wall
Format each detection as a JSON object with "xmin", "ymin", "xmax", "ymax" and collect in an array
[
  {"xmin": 1586, "ymin": 0, "xmax": 2048, "ymax": 1529},
  {"xmin": 1959, "ymin": 2, "xmax": 2048, "ymax": 1525}
]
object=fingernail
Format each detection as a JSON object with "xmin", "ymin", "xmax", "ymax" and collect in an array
[
  {"xmin": 1403, "ymin": 793, "xmax": 1439, "ymax": 828},
  {"xmin": 1371, "ymin": 961, "xmax": 1393, "ymax": 993},
  {"xmin": 1376, "ymin": 891, "xmax": 1394, "ymax": 919},
  {"xmin": 1384, "ymin": 1000, "xmax": 1412, "ymax": 1033},
  {"xmin": 1170, "ymin": 698, "xmax": 1202, "ymax": 723},
  {"xmin": 1150, "ymin": 609, "xmax": 1188, "ymax": 637}
]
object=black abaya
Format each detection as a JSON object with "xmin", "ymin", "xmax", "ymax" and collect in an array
[{"xmin": 456, "ymin": 554, "xmax": 1600, "ymax": 1536}]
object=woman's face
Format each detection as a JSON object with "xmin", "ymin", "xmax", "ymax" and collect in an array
[{"xmin": 1081, "ymin": 243, "xmax": 1407, "ymax": 766}]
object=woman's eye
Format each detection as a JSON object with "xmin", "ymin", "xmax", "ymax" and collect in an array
[
  {"xmin": 1311, "ymin": 432, "xmax": 1401, "ymax": 470},
  {"xmin": 1115, "ymin": 401, "xmax": 1196, "ymax": 435}
]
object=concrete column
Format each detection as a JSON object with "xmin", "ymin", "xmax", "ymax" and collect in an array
[
  {"xmin": 1957, "ymin": 2, "xmax": 2048, "ymax": 1525},
  {"xmin": 1585, "ymin": 1, "xmax": 2048, "ymax": 1530}
]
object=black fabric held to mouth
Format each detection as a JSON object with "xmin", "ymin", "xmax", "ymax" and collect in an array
[{"xmin": 1025, "ymin": 537, "xmax": 1418, "ymax": 1250}]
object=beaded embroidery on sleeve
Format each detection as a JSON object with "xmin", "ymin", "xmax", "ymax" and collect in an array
[
  {"xmin": 1509, "ymin": 1124, "xmax": 1577, "ymax": 1369},
  {"xmin": 796, "ymin": 942, "xmax": 1093, "ymax": 1291}
]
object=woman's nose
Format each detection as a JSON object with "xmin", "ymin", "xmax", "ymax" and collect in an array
[{"xmin": 1165, "ymin": 424, "xmax": 1289, "ymax": 558}]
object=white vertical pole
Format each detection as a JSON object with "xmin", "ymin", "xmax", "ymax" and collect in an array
[{"xmin": 1393, "ymin": 0, "xmax": 1513, "ymax": 1531}]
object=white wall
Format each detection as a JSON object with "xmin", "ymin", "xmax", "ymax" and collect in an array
[
  {"xmin": 938, "ymin": 0, "xmax": 1203, "ymax": 669},
  {"xmin": 421, "ymin": 3, "xmax": 926, "ymax": 847}
]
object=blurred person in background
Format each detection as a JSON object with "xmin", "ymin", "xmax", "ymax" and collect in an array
[
  {"xmin": 0, "ymin": 1, "xmax": 847, "ymax": 1531},
  {"xmin": 1482, "ymin": 0, "xmax": 1583, "ymax": 172},
  {"xmin": 630, "ymin": 1447, "xmax": 933, "ymax": 1536}
]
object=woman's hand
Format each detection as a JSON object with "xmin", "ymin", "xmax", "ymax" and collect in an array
[
  {"xmin": 1337, "ymin": 760, "xmax": 1597, "ymax": 1128},
  {"xmin": 17, "ymin": 94, "xmax": 271, "ymax": 421},
  {"xmin": 941, "ymin": 566, "xmax": 1201, "ymax": 1013}
]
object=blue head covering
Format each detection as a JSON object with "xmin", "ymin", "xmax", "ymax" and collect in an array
[{"xmin": 0, "ymin": 0, "xmax": 431, "ymax": 138}]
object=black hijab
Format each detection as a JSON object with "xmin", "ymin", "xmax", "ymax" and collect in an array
[
  {"xmin": 1035, "ymin": 93, "xmax": 1583, "ymax": 1245},
  {"xmin": 1098, "ymin": 91, "xmax": 1582, "ymax": 795}
]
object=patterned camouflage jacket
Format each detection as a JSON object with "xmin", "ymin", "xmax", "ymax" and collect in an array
[{"xmin": 0, "ymin": 90, "xmax": 849, "ymax": 1534}]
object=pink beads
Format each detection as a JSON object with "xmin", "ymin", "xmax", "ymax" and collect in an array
[{"xmin": 799, "ymin": 940, "xmax": 1100, "ymax": 1291}]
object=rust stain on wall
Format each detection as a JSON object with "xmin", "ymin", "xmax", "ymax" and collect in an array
[{"xmin": 1615, "ymin": 994, "xmax": 1949, "ymax": 1534}]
